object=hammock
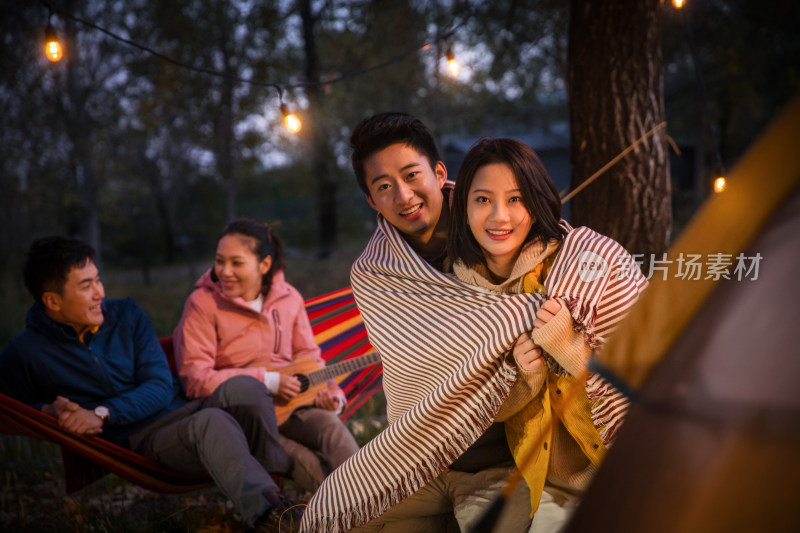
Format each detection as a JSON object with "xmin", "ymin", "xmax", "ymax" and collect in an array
[{"xmin": 0, "ymin": 287, "xmax": 380, "ymax": 494}]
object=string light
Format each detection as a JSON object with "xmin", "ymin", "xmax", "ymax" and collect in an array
[
  {"xmin": 676, "ymin": 0, "xmax": 728, "ymax": 200},
  {"xmin": 36, "ymin": 0, "xmax": 473, "ymax": 131},
  {"xmin": 446, "ymin": 46, "xmax": 460, "ymax": 77},
  {"xmin": 281, "ymin": 103, "xmax": 302, "ymax": 134},
  {"xmin": 44, "ymin": 21, "xmax": 63, "ymax": 62}
]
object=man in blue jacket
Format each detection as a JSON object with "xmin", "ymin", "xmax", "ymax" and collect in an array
[{"xmin": 0, "ymin": 236, "xmax": 296, "ymax": 529}]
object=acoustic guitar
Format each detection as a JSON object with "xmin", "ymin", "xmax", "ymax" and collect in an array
[{"xmin": 255, "ymin": 351, "xmax": 382, "ymax": 426}]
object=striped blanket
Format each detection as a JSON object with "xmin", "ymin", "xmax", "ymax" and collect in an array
[{"xmin": 300, "ymin": 217, "xmax": 646, "ymax": 532}]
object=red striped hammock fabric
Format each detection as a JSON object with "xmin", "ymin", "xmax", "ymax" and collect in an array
[{"xmin": 0, "ymin": 287, "xmax": 380, "ymax": 494}]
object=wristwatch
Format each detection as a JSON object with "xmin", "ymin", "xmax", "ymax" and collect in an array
[{"xmin": 94, "ymin": 405, "xmax": 110, "ymax": 423}]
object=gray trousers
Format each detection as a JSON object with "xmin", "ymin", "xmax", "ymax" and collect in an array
[
  {"xmin": 279, "ymin": 407, "xmax": 360, "ymax": 492},
  {"xmin": 349, "ymin": 465, "xmax": 532, "ymax": 533},
  {"xmin": 132, "ymin": 375, "xmax": 289, "ymax": 526}
]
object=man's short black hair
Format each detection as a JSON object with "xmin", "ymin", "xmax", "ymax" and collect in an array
[
  {"xmin": 350, "ymin": 112, "xmax": 441, "ymax": 196},
  {"xmin": 23, "ymin": 236, "xmax": 96, "ymax": 304}
]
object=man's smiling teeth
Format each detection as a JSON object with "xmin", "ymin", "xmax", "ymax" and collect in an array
[
  {"xmin": 487, "ymin": 229, "xmax": 511, "ymax": 236},
  {"xmin": 89, "ymin": 305, "xmax": 100, "ymax": 310},
  {"xmin": 400, "ymin": 204, "xmax": 422, "ymax": 216}
]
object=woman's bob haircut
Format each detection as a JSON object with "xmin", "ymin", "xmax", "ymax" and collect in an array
[{"xmin": 448, "ymin": 137, "xmax": 567, "ymax": 268}]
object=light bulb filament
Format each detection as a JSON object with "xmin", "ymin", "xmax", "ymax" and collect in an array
[
  {"xmin": 446, "ymin": 47, "xmax": 459, "ymax": 77},
  {"xmin": 47, "ymin": 41, "xmax": 62, "ymax": 60},
  {"xmin": 285, "ymin": 113, "xmax": 301, "ymax": 133},
  {"xmin": 280, "ymin": 103, "xmax": 302, "ymax": 133},
  {"xmin": 44, "ymin": 22, "xmax": 63, "ymax": 62},
  {"xmin": 447, "ymin": 58, "xmax": 460, "ymax": 77}
]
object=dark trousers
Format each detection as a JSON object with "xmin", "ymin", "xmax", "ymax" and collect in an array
[{"xmin": 133, "ymin": 375, "xmax": 289, "ymax": 526}]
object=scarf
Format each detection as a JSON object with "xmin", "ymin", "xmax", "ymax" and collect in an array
[{"xmin": 299, "ymin": 217, "xmax": 646, "ymax": 532}]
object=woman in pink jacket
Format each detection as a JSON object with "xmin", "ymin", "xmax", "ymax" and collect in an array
[{"xmin": 174, "ymin": 218, "xmax": 359, "ymax": 493}]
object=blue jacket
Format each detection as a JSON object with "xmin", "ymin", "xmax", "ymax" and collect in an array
[{"xmin": 0, "ymin": 298, "xmax": 185, "ymax": 447}]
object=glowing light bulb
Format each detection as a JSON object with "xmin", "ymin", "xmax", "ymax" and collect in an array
[
  {"xmin": 673, "ymin": 0, "xmax": 685, "ymax": 8},
  {"xmin": 281, "ymin": 104, "xmax": 302, "ymax": 134},
  {"xmin": 285, "ymin": 113, "xmax": 302, "ymax": 133},
  {"xmin": 45, "ymin": 23, "xmax": 63, "ymax": 62},
  {"xmin": 447, "ymin": 58, "xmax": 460, "ymax": 77},
  {"xmin": 713, "ymin": 176, "xmax": 726, "ymax": 193},
  {"xmin": 446, "ymin": 47, "xmax": 459, "ymax": 77}
]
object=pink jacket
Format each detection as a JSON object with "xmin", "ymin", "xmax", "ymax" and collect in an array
[{"xmin": 174, "ymin": 269, "xmax": 323, "ymax": 399}]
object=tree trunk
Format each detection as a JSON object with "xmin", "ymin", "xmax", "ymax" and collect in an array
[
  {"xmin": 221, "ymin": 75, "xmax": 236, "ymax": 222},
  {"xmin": 211, "ymin": 5, "xmax": 236, "ymax": 223},
  {"xmin": 220, "ymin": 48, "xmax": 236, "ymax": 222},
  {"xmin": 64, "ymin": 5, "xmax": 101, "ymax": 263},
  {"xmin": 568, "ymin": 0, "xmax": 671, "ymax": 258},
  {"xmin": 299, "ymin": 0, "xmax": 337, "ymax": 257}
]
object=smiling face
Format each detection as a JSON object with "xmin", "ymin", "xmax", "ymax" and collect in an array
[
  {"xmin": 363, "ymin": 143, "xmax": 448, "ymax": 250},
  {"xmin": 214, "ymin": 234, "xmax": 272, "ymax": 301},
  {"xmin": 43, "ymin": 259, "xmax": 105, "ymax": 334},
  {"xmin": 467, "ymin": 162, "xmax": 534, "ymax": 280}
]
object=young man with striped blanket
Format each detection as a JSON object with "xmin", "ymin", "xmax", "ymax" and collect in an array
[
  {"xmin": 301, "ymin": 113, "xmax": 536, "ymax": 532},
  {"xmin": 352, "ymin": 113, "xmax": 537, "ymax": 531},
  {"xmin": 299, "ymin": 114, "xmax": 645, "ymax": 533}
]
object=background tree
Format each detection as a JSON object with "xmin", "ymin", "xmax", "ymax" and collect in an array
[
  {"xmin": 147, "ymin": 1, "xmax": 288, "ymax": 224},
  {"xmin": 568, "ymin": 0, "xmax": 672, "ymax": 257},
  {"xmin": 296, "ymin": 0, "xmax": 339, "ymax": 257},
  {"xmin": 1, "ymin": 0, "xmax": 797, "ymax": 338},
  {"xmin": 662, "ymin": 0, "xmax": 800, "ymax": 196}
]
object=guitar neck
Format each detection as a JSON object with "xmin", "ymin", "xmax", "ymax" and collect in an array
[{"xmin": 307, "ymin": 351, "xmax": 381, "ymax": 385}]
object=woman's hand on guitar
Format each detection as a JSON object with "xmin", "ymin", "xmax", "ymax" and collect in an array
[
  {"xmin": 277, "ymin": 374, "xmax": 301, "ymax": 401},
  {"xmin": 317, "ymin": 387, "xmax": 347, "ymax": 413},
  {"xmin": 315, "ymin": 388, "xmax": 340, "ymax": 411}
]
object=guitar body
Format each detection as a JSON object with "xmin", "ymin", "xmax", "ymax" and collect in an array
[
  {"xmin": 256, "ymin": 356, "xmax": 327, "ymax": 426},
  {"xmin": 248, "ymin": 351, "xmax": 381, "ymax": 426}
]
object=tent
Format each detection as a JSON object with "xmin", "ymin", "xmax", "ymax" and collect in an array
[{"xmin": 564, "ymin": 95, "xmax": 800, "ymax": 532}]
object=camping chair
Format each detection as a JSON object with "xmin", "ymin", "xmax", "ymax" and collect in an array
[{"xmin": 0, "ymin": 287, "xmax": 381, "ymax": 494}]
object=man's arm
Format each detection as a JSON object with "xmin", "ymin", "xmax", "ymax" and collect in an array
[
  {"xmin": 0, "ymin": 342, "xmax": 103, "ymax": 436},
  {"xmin": 99, "ymin": 300, "xmax": 175, "ymax": 426}
]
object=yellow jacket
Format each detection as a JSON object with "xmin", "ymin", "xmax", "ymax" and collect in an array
[{"xmin": 454, "ymin": 240, "xmax": 608, "ymax": 513}]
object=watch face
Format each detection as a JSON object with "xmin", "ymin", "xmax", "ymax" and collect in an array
[{"xmin": 94, "ymin": 406, "xmax": 109, "ymax": 419}]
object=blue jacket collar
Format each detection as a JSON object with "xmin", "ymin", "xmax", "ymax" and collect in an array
[{"xmin": 25, "ymin": 300, "xmax": 115, "ymax": 343}]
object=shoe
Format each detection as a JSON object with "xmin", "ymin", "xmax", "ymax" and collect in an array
[{"xmin": 253, "ymin": 491, "xmax": 305, "ymax": 532}]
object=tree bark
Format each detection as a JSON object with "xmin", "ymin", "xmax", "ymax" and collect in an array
[
  {"xmin": 299, "ymin": 0, "xmax": 337, "ymax": 257},
  {"xmin": 568, "ymin": 0, "xmax": 671, "ymax": 257}
]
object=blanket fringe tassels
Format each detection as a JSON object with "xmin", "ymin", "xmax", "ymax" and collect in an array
[{"xmin": 303, "ymin": 356, "xmax": 518, "ymax": 532}]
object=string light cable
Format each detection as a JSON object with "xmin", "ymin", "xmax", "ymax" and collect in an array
[
  {"xmin": 37, "ymin": 0, "xmax": 475, "ymax": 127},
  {"xmin": 673, "ymin": 0, "xmax": 728, "ymax": 193}
]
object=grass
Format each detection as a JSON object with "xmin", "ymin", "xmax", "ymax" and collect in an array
[
  {"xmin": 0, "ymin": 244, "xmax": 387, "ymax": 532},
  {"xmin": 1, "ymin": 390, "xmax": 385, "ymax": 532}
]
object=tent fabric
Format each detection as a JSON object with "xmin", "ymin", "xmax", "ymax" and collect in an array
[
  {"xmin": 564, "ymin": 95, "xmax": 800, "ymax": 532},
  {"xmin": 595, "ymin": 95, "xmax": 800, "ymax": 389},
  {"xmin": 0, "ymin": 287, "xmax": 379, "ymax": 494}
]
